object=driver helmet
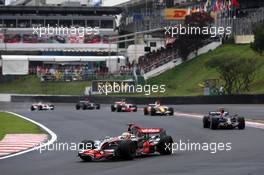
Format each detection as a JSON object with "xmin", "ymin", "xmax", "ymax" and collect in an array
[{"xmin": 121, "ymin": 132, "xmax": 131, "ymax": 140}]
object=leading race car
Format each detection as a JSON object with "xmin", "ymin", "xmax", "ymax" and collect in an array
[
  {"xmin": 30, "ymin": 102, "xmax": 55, "ymax": 111},
  {"xmin": 76, "ymin": 100, "xmax": 100, "ymax": 110},
  {"xmin": 203, "ymin": 108, "xmax": 245, "ymax": 130},
  {"xmin": 144, "ymin": 101, "xmax": 174, "ymax": 116},
  {"xmin": 111, "ymin": 100, "xmax": 137, "ymax": 112},
  {"xmin": 78, "ymin": 123, "xmax": 173, "ymax": 161}
]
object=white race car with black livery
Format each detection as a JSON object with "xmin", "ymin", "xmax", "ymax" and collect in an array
[
  {"xmin": 76, "ymin": 101, "xmax": 100, "ymax": 110},
  {"xmin": 30, "ymin": 102, "xmax": 55, "ymax": 111},
  {"xmin": 203, "ymin": 108, "xmax": 245, "ymax": 130}
]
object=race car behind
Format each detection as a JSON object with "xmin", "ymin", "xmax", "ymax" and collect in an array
[
  {"xmin": 111, "ymin": 101, "xmax": 137, "ymax": 112},
  {"xmin": 203, "ymin": 108, "xmax": 245, "ymax": 130},
  {"xmin": 30, "ymin": 103, "xmax": 55, "ymax": 111},
  {"xmin": 78, "ymin": 123, "xmax": 173, "ymax": 161},
  {"xmin": 76, "ymin": 101, "xmax": 100, "ymax": 110},
  {"xmin": 144, "ymin": 104, "xmax": 174, "ymax": 116}
]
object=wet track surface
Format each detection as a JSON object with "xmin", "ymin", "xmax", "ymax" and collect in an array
[{"xmin": 0, "ymin": 103, "xmax": 264, "ymax": 175}]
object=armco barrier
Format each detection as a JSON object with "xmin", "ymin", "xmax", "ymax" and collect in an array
[{"xmin": 11, "ymin": 94, "xmax": 264, "ymax": 104}]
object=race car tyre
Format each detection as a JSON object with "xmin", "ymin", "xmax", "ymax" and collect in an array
[
  {"xmin": 115, "ymin": 140, "xmax": 136, "ymax": 160},
  {"xmin": 82, "ymin": 105, "xmax": 86, "ymax": 110},
  {"xmin": 79, "ymin": 140, "xmax": 96, "ymax": 162},
  {"xmin": 237, "ymin": 117, "xmax": 245, "ymax": 130},
  {"xmin": 96, "ymin": 104, "xmax": 100, "ymax": 110},
  {"xmin": 210, "ymin": 117, "xmax": 219, "ymax": 130},
  {"xmin": 150, "ymin": 108, "xmax": 156, "ymax": 116},
  {"xmin": 38, "ymin": 106, "xmax": 42, "ymax": 110},
  {"xmin": 157, "ymin": 136, "xmax": 173, "ymax": 155},
  {"xmin": 117, "ymin": 105, "xmax": 122, "ymax": 112},
  {"xmin": 144, "ymin": 107, "xmax": 149, "ymax": 115},
  {"xmin": 50, "ymin": 105, "xmax": 55, "ymax": 110},
  {"xmin": 30, "ymin": 106, "xmax": 35, "ymax": 111},
  {"xmin": 76, "ymin": 104, "xmax": 80, "ymax": 110},
  {"xmin": 133, "ymin": 106, "xmax": 137, "ymax": 112},
  {"xmin": 111, "ymin": 105, "xmax": 116, "ymax": 112},
  {"xmin": 168, "ymin": 107, "xmax": 174, "ymax": 116},
  {"xmin": 203, "ymin": 116, "xmax": 210, "ymax": 128}
]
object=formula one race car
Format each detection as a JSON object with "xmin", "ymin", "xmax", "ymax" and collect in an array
[
  {"xmin": 111, "ymin": 100, "xmax": 137, "ymax": 112},
  {"xmin": 76, "ymin": 101, "xmax": 100, "ymax": 110},
  {"xmin": 203, "ymin": 108, "xmax": 245, "ymax": 130},
  {"xmin": 144, "ymin": 103, "xmax": 174, "ymax": 116},
  {"xmin": 30, "ymin": 102, "xmax": 55, "ymax": 111},
  {"xmin": 78, "ymin": 123, "xmax": 173, "ymax": 161}
]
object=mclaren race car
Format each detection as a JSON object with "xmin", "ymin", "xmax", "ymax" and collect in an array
[
  {"xmin": 76, "ymin": 100, "xmax": 100, "ymax": 110},
  {"xmin": 203, "ymin": 108, "xmax": 245, "ymax": 130},
  {"xmin": 111, "ymin": 100, "xmax": 137, "ymax": 112},
  {"xmin": 78, "ymin": 123, "xmax": 173, "ymax": 161},
  {"xmin": 144, "ymin": 103, "xmax": 174, "ymax": 116},
  {"xmin": 30, "ymin": 102, "xmax": 55, "ymax": 111}
]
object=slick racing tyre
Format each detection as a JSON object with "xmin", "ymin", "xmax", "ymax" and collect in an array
[
  {"xmin": 150, "ymin": 108, "xmax": 156, "ymax": 116},
  {"xmin": 50, "ymin": 105, "xmax": 55, "ymax": 110},
  {"xmin": 111, "ymin": 105, "xmax": 116, "ymax": 112},
  {"xmin": 115, "ymin": 140, "xmax": 136, "ymax": 160},
  {"xmin": 210, "ymin": 117, "xmax": 219, "ymax": 130},
  {"xmin": 30, "ymin": 106, "xmax": 35, "ymax": 111},
  {"xmin": 203, "ymin": 116, "xmax": 210, "ymax": 128},
  {"xmin": 117, "ymin": 105, "xmax": 122, "ymax": 112},
  {"xmin": 96, "ymin": 104, "xmax": 100, "ymax": 110},
  {"xmin": 38, "ymin": 106, "xmax": 42, "ymax": 110},
  {"xmin": 76, "ymin": 104, "xmax": 80, "ymax": 110},
  {"xmin": 144, "ymin": 107, "xmax": 149, "ymax": 115},
  {"xmin": 157, "ymin": 136, "xmax": 173, "ymax": 155},
  {"xmin": 237, "ymin": 117, "xmax": 245, "ymax": 130},
  {"xmin": 168, "ymin": 107, "xmax": 174, "ymax": 116},
  {"xmin": 133, "ymin": 106, "xmax": 137, "ymax": 112}
]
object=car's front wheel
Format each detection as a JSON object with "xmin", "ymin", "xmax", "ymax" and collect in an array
[
  {"xmin": 210, "ymin": 117, "xmax": 219, "ymax": 130},
  {"xmin": 115, "ymin": 140, "xmax": 136, "ymax": 160},
  {"xmin": 203, "ymin": 116, "xmax": 210, "ymax": 128}
]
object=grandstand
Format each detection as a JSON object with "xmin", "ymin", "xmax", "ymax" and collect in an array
[{"xmin": 0, "ymin": 5, "xmax": 133, "ymax": 82}]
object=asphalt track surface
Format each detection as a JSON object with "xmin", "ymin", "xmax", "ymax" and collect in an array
[{"xmin": 0, "ymin": 103, "xmax": 264, "ymax": 175}]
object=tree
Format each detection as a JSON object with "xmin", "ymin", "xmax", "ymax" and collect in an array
[
  {"xmin": 206, "ymin": 56, "xmax": 258, "ymax": 95},
  {"xmin": 176, "ymin": 12, "xmax": 214, "ymax": 61},
  {"xmin": 251, "ymin": 21, "xmax": 264, "ymax": 55}
]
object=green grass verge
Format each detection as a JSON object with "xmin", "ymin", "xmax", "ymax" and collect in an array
[
  {"xmin": 0, "ymin": 112, "xmax": 44, "ymax": 140},
  {"xmin": 147, "ymin": 44, "xmax": 264, "ymax": 96},
  {"xmin": 0, "ymin": 75, "xmax": 91, "ymax": 95}
]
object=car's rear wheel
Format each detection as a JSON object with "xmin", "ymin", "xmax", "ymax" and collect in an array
[
  {"xmin": 157, "ymin": 136, "xmax": 173, "ymax": 155},
  {"xmin": 115, "ymin": 140, "xmax": 136, "ymax": 160},
  {"xmin": 237, "ymin": 117, "xmax": 245, "ymax": 130},
  {"xmin": 96, "ymin": 104, "xmax": 100, "ymax": 110},
  {"xmin": 144, "ymin": 107, "xmax": 149, "ymax": 115},
  {"xmin": 38, "ymin": 106, "xmax": 42, "ymax": 110},
  {"xmin": 168, "ymin": 107, "xmax": 174, "ymax": 116},
  {"xmin": 210, "ymin": 117, "xmax": 219, "ymax": 130},
  {"xmin": 203, "ymin": 116, "xmax": 210, "ymax": 128}
]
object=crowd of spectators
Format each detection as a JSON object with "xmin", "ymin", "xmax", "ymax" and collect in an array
[
  {"xmin": 36, "ymin": 64, "xmax": 109, "ymax": 81},
  {"xmin": 138, "ymin": 46, "xmax": 178, "ymax": 73}
]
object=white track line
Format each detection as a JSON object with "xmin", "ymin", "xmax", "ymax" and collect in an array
[
  {"xmin": 0, "ymin": 111, "xmax": 57, "ymax": 160},
  {"xmin": 174, "ymin": 112, "xmax": 264, "ymax": 130}
]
